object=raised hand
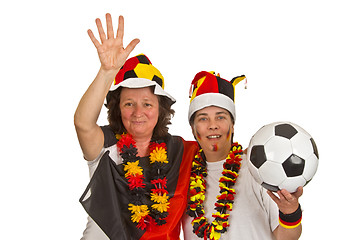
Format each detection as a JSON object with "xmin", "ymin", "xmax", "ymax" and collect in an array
[
  {"xmin": 74, "ymin": 13, "xmax": 139, "ymax": 161},
  {"xmin": 88, "ymin": 13, "xmax": 140, "ymax": 71}
]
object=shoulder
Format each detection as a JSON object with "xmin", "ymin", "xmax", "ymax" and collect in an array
[
  {"xmin": 100, "ymin": 125, "xmax": 118, "ymax": 147},
  {"xmin": 164, "ymin": 134, "xmax": 198, "ymax": 150}
]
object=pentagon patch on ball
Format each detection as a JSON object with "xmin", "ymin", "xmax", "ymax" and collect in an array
[{"xmin": 247, "ymin": 122, "xmax": 319, "ymax": 193}]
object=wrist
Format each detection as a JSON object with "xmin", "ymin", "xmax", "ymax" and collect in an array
[
  {"xmin": 279, "ymin": 204, "xmax": 302, "ymax": 229},
  {"xmin": 96, "ymin": 67, "xmax": 119, "ymax": 86},
  {"xmin": 98, "ymin": 66, "xmax": 119, "ymax": 78}
]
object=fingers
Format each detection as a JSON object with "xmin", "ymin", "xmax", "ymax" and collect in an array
[
  {"xmin": 88, "ymin": 14, "xmax": 139, "ymax": 56},
  {"xmin": 87, "ymin": 29, "xmax": 101, "ymax": 49},
  {"xmin": 294, "ymin": 186, "xmax": 304, "ymax": 199},
  {"xmin": 280, "ymin": 187, "xmax": 303, "ymax": 202},
  {"xmin": 125, "ymin": 38, "xmax": 140, "ymax": 55},
  {"xmin": 91, "ymin": 14, "xmax": 126, "ymax": 45},
  {"xmin": 118, "ymin": 15, "xmax": 140, "ymax": 54},
  {"xmin": 279, "ymin": 189, "xmax": 294, "ymax": 202},
  {"xmin": 268, "ymin": 188, "xmax": 303, "ymax": 214},
  {"xmin": 268, "ymin": 189, "xmax": 302, "ymax": 203},
  {"xmin": 267, "ymin": 190, "xmax": 280, "ymax": 205},
  {"xmin": 117, "ymin": 15, "xmax": 124, "ymax": 40},
  {"xmin": 95, "ymin": 18, "xmax": 106, "ymax": 44},
  {"xmin": 95, "ymin": 13, "xmax": 115, "ymax": 43},
  {"xmin": 106, "ymin": 13, "xmax": 114, "ymax": 39}
]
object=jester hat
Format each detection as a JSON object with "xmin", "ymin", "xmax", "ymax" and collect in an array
[
  {"xmin": 106, "ymin": 54, "xmax": 175, "ymax": 105},
  {"xmin": 188, "ymin": 71, "xmax": 246, "ymax": 121}
]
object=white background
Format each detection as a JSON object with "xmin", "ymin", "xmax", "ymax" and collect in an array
[{"xmin": 1, "ymin": 0, "xmax": 359, "ymax": 239}]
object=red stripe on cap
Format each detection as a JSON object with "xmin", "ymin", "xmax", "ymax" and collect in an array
[
  {"xmin": 191, "ymin": 71, "xmax": 219, "ymax": 97},
  {"xmin": 114, "ymin": 56, "xmax": 141, "ymax": 85}
]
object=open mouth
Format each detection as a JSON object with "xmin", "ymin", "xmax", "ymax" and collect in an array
[{"xmin": 207, "ymin": 135, "xmax": 221, "ymax": 139}]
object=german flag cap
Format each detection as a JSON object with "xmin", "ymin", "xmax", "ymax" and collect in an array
[
  {"xmin": 108, "ymin": 54, "xmax": 175, "ymax": 104},
  {"xmin": 188, "ymin": 71, "xmax": 246, "ymax": 121}
]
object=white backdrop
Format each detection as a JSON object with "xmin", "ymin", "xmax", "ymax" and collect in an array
[{"xmin": 1, "ymin": 0, "xmax": 359, "ymax": 239}]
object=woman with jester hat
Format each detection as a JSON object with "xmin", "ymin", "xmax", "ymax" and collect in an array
[
  {"xmin": 75, "ymin": 13, "xmax": 197, "ymax": 239},
  {"xmin": 182, "ymin": 71, "xmax": 303, "ymax": 240}
]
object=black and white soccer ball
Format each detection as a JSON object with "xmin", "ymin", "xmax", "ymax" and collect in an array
[{"xmin": 247, "ymin": 122, "xmax": 319, "ymax": 193}]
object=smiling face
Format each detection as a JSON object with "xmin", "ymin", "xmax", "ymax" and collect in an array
[
  {"xmin": 119, "ymin": 87, "xmax": 159, "ymax": 140},
  {"xmin": 192, "ymin": 106, "xmax": 234, "ymax": 162}
]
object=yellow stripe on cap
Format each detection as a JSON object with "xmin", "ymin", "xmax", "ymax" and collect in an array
[
  {"xmin": 190, "ymin": 75, "xmax": 207, "ymax": 102},
  {"xmin": 133, "ymin": 62, "xmax": 164, "ymax": 88}
]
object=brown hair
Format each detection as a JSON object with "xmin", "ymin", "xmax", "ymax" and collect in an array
[{"xmin": 106, "ymin": 87, "xmax": 175, "ymax": 139}]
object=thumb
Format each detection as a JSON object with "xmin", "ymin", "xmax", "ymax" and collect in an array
[
  {"xmin": 124, "ymin": 38, "xmax": 140, "ymax": 56},
  {"xmin": 293, "ymin": 186, "xmax": 304, "ymax": 199}
]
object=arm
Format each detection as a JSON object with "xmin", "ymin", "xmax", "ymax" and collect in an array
[
  {"xmin": 74, "ymin": 13, "xmax": 139, "ymax": 160},
  {"xmin": 269, "ymin": 187, "xmax": 303, "ymax": 240},
  {"xmin": 273, "ymin": 223, "xmax": 302, "ymax": 240}
]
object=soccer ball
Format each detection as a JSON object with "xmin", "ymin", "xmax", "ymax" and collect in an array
[{"xmin": 247, "ymin": 122, "xmax": 319, "ymax": 193}]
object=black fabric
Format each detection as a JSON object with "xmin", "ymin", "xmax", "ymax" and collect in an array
[
  {"xmin": 79, "ymin": 128, "xmax": 186, "ymax": 240},
  {"xmin": 136, "ymin": 55, "xmax": 151, "ymax": 65},
  {"xmin": 151, "ymin": 75, "xmax": 163, "ymax": 88},
  {"xmin": 100, "ymin": 126, "xmax": 118, "ymax": 148},
  {"xmin": 80, "ymin": 151, "xmax": 141, "ymax": 240},
  {"xmin": 123, "ymin": 70, "xmax": 138, "ymax": 81},
  {"xmin": 216, "ymin": 76, "xmax": 234, "ymax": 101},
  {"xmin": 279, "ymin": 204, "xmax": 302, "ymax": 222}
]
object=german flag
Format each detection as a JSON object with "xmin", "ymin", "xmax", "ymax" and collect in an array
[{"xmin": 80, "ymin": 126, "xmax": 198, "ymax": 239}]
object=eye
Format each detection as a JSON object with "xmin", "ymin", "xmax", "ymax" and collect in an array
[
  {"xmin": 144, "ymin": 103, "xmax": 152, "ymax": 107},
  {"xmin": 123, "ymin": 102, "xmax": 133, "ymax": 107}
]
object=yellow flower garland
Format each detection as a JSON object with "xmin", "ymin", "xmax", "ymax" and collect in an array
[
  {"xmin": 128, "ymin": 204, "xmax": 150, "ymax": 223},
  {"xmin": 123, "ymin": 161, "xmax": 143, "ymax": 177},
  {"xmin": 149, "ymin": 147, "xmax": 168, "ymax": 164},
  {"xmin": 186, "ymin": 143, "xmax": 243, "ymax": 240}
]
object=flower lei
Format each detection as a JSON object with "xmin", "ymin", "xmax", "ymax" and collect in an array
[
  {"xmin": 186, "ymin": 143, "xmax": 243, "ymax": 240},
  {"xmin": 116, "ymin": 133, "xmax": 170, "ymax": 230}
]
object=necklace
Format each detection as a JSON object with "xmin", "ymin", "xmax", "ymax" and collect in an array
[
  {"xmin": 186, "ymin": 143, "xmax": 243, "ymax": 240},
  {"xmin": 116, "ymin": 133, "xmax": 170, "ymax": 230}
]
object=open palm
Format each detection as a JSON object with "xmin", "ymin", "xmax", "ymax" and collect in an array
[{"xmin": 88, "ymin": 13, "xmax": 140, "ymax": 71}]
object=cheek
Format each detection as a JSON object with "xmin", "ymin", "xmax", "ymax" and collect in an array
[
  {"xmin": 147, "ymin": 109, "xmax": 159, "ymax": 124},
  {"xmin": 226, "ymin": 127, "xmax": 231, "ymax": 141},
  {"xmin": 195, "ymin": 129, "xmax": 202, "ymax": 140},
  {"xmin": 193, "ymin": 124, "xmax": 205, "ymax": 141},
  {"xmin": 120, "ymin": 108, "xmax": 131, "ymax": 121}
]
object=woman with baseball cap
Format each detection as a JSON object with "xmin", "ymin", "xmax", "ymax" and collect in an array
[{"xmin": 75, "ymin": 13, "xmax": 197, "ymax": 240}]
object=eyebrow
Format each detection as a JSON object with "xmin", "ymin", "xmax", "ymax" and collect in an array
[
  {"xmin": 121, "ymin": 97, "xmax": 155, "ymax": 102},
  {"xmin": 196, "ymin": 111, "xmax": 229, "ymax": 117},
  {"xmin": 196, "ymin": 113, "xmax": 208, "ymax": 117},
  {"xmin": 215, "ymin": 111, "xmax": 229, "ymax": 115}
]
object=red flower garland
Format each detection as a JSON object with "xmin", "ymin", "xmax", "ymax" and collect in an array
[{"xmin": 116, "ymin": 133, "xmax": 170, "ymax": 230}]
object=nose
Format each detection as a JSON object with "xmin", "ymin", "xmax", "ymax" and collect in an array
[
  {"xmin": 132, "ymin": 104, "xmax": 143, "ymax": 117},
  {"xmin": 208, "ymin": 119, "xmax": 218, "ymax": 130}
]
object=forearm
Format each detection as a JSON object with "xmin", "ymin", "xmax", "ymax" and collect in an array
[
  {"xmin": 273, "ymin": 202, "xmax": 303, "ymax": 240},
  {"xmin": 74, "ymin": 67, "xmax": 117, "ymax": 130},
  {"xmin": 74, "ymin": 68, "xmax": 118, "ymax": 160},
  {"xmin": 274, "ymin": 224, "xmax": 302, "ymax": 240},
  {"xmin": 75, "ymin": 13, "xmax": 139, "ymax": 160},
  {"xmin": 75, "ymin": 13, "xmax": 139, "ymax": 130}
]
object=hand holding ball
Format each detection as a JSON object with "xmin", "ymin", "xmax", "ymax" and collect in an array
[{"xmin": 247, "ymin": 122, "xmax": 319, "ymax": 193}]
